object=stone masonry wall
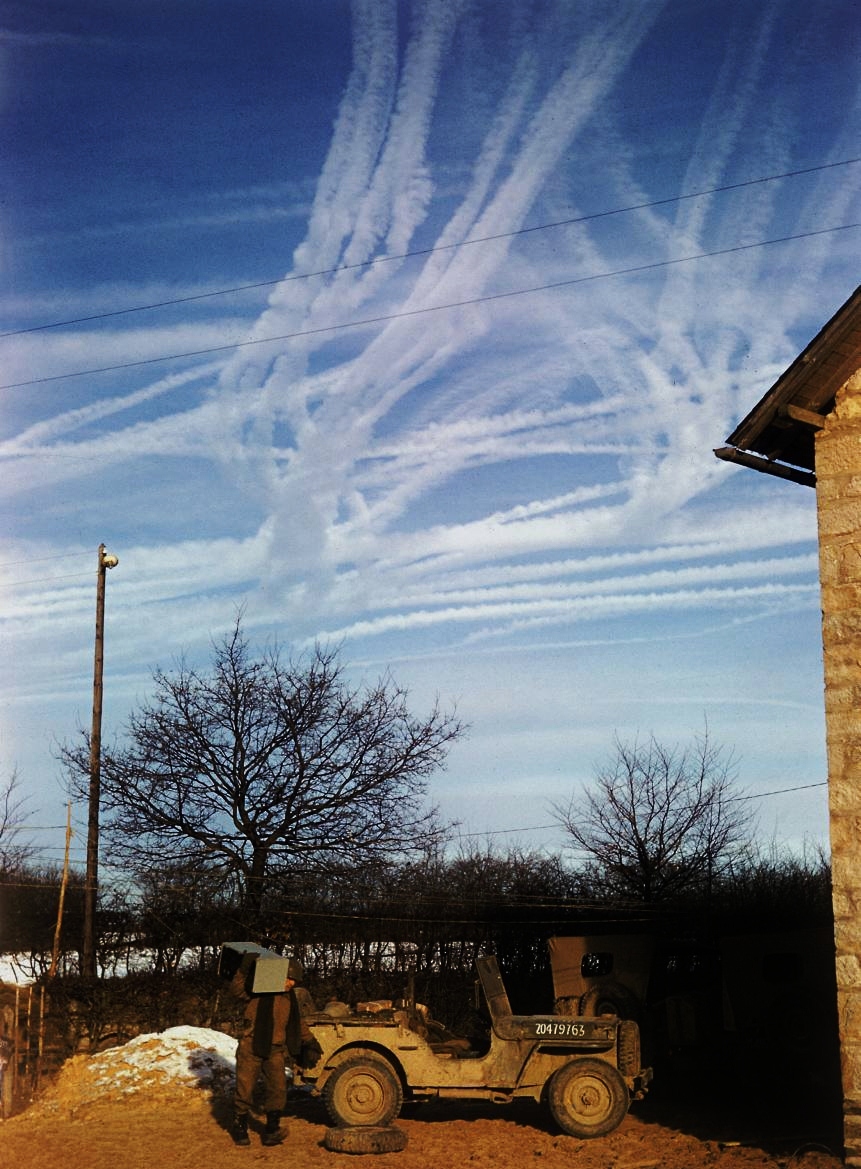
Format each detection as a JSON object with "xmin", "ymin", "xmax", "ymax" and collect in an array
[{"xmin": 816, "ymin": 368, "xmax": 861, "ymax": 1166}]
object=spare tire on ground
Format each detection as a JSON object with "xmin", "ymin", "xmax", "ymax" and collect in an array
[{"xmin": 323, "ymin": 1125, "xmax": 408, "ymax": 1155}]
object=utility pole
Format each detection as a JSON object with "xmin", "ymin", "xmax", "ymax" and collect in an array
[
  {"xmin": 82, "ymin": 543, "xmax": 118, "ymax": 979},
  {"xmin": 49, "ymin": 802, "xmax": 72, "ymax": 978}
]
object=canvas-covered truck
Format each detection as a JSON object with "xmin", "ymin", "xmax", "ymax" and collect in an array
[{"xmin": 297, "ymin": 954, "xmax": 651, "ymax": 1139}]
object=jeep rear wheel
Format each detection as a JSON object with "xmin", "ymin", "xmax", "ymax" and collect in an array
[
  {"xmin": 323, "ymin": 1054, "xmax": 403, "ymax": 1128},
  {"xmin": 547, "ymin": 1057, "xmax": 629, "ymax": 1138}
]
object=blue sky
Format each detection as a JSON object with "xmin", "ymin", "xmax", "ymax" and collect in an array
[{"xmin": 1, "ymin": 0, "xmax": 859, "ymax": 878}]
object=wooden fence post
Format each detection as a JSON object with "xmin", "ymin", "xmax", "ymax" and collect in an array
[
  {"xmin": 13, "ymin": 985, "xmax": 19, "ymax": 1097},
  {"xmin": 23, "ymin": 986, "xmax": 31, "ymax": 1081},
  {"xmin": 35, "ymin": 985, "xmax": 45, "ymax": 1091}
]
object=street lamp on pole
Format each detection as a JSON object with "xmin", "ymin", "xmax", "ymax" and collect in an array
[{"xmin": 82, "ymin": 542, "xmax": 118, "ymax": 979}]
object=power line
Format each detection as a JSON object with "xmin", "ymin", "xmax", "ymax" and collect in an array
[
  {"xmin": 362, "ymin": 779, "xmax": 830, "ymax": 843},
  {"xmin": 457, "ymin": 823, "xmax": 559, "ymax": 838},
  {"xmin": 731, "ymin": 780, "xmax": 827, "ymax": 802},
  {"xmin": 0, "ymin": 879, "xmax": 651, "ymax": 925},
  {"xmin": 0, "ymin": 571, "xmax": 92, "ymax": 590},
  {"xmin": 2, "ymin": 156, "xmax": 856, "ymax": 340},
  {"xmin": 0, "ymin": 549, "xmax": 90, "ymax": 570},
  {"xmin": 19, "ymin": 825, "xmax": 81, "ymax": 833},
  {"xmin": 2, "ymin": 220, "xmax": 858, "ymax": 393}
]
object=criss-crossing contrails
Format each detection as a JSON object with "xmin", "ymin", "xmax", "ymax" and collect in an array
[
  {"xmin": 1, "ymin": 0, "xmax": 850, "ymax": 643},
  {"xmin": 186, "ymin": 0, "xmax": 840, "ymax": 644}
]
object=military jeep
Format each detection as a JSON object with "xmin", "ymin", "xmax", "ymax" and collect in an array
[{"xmin": 298, "ymin": 954, "xmax": 651, "ymax": 1138}]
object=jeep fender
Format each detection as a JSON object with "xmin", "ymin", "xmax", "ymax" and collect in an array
[{"xmin": 311, "ymin": 1041, "xmax": 408, "ymax": 1098}]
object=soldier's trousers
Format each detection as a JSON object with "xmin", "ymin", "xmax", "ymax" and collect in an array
[{"xmin": 234, "ymin": 1037, "xmax": 288, "ymax": 1116}]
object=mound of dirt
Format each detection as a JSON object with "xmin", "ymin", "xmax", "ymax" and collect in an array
[{"xmin": 28, "ymin": 1025, "xmax": 237, "ymax": 1117}]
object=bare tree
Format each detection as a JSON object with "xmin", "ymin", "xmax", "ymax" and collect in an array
[
  {"xmin": 60, "ymin": 618, "xmax": 463, "ymax": 916},
  {"xmin": 0, "ymin": 768, "xmax": 33, "ymax": 874},
  {"xmin": 553, "ymin": 728, "xmax": 753, "ymax": 902}
]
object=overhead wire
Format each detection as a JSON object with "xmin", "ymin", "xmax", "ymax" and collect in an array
[
  {"xmin": 730, "ymin": 780, "xmax": 827, "ymax": 801},
  {"xmin": 1, "ymin": 156, "xmax": 857, "ymax": 340},
  {"xmin": 1, "ymin": 220, "xmax": 858, "ymax": 392},
  {"xmin": 0, "ymin": 549, "xmax": 92, "ymax": 569},
  {"xmin": 0, "ymin": 571, "xmax": 93, "ymax": 590}
]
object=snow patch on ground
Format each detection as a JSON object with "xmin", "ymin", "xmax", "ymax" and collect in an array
[
  {"xmin": 33, "ymin": 1026, "xmax": 238, "ymax": 1116},
  {"xmin": 98, "ymin": 1025, "xmax": 237, "ymax": 1085}
]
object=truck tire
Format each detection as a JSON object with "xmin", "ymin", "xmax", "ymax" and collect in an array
[
  {"xmin": 547, "ymin": 1057, "xmax": 630, "ymax": 1138},
  {"xmin": 323, "ymin": 1053, "xmax": 403, "ymax": 1128},
  {"xmin": 617, "ymin": 1019, "xmax": 641, "ymax": 1078},
  {"xmin": 323, "ymin": 1125, "xmax": 408, "ymax": 1154},
  {"xmin": 579, "ymin": 981, "xmax": 639, "ymax": 1020}
]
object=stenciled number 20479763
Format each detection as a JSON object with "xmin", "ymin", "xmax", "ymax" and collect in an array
[{"xmin": 534, "ymin": 1021, "xmax": 587, "ymax": 1037}]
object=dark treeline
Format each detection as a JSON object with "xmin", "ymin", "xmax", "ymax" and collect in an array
[{"xmin": 0, "ymin": 840, "xmax": 833, "ymax": 1051}]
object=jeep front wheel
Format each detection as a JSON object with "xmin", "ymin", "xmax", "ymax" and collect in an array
[
  {"xmin": 547, "ymin": 1057, "xmax": 629, "ymax": 1138},
  {"xmin": 323, "ymin": 1053, "xmax": 403, "ymax": 1127}
]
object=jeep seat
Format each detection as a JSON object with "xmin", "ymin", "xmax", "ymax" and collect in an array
[{"xmin": 475, "ymin": 955, "xmax": 513, "ymax": 1021}]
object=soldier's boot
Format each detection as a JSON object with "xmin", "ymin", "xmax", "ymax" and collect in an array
[
  {"xmin": 261, "ymin": 1110, "xmax": 285, "ymax": 1146},
  {"xmin": 231, "ymin": 1112, "xmax": 251, "ymax": 1147}
]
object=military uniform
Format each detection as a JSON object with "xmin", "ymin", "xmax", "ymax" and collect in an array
[{"xmin": 229, "ymin": 957, "xmax": 319, "ymax": 1145}]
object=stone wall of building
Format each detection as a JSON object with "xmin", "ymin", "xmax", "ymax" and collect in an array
[{"xmin": 816, "ymin": 368, "xmax": 861, "ymax": 1166}]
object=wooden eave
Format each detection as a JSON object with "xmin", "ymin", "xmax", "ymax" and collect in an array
[{"xmin": 715, "ymin": 285, "xmax": 861, "ymax": 484}]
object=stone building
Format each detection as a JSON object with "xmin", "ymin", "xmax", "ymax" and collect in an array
[{"xmin": 716, "ymin": 284, "xmax": 861, "ymax": 1164}]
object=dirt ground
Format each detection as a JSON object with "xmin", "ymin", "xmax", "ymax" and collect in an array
[{"xmin": 0, "ymin": 1064, "xmax": 846, "ymax": 1169}]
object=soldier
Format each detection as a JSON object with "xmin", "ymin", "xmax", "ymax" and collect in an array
[{"xmin": 229, "ymin": 954, "xmax": 322, "ymax": 1146}]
